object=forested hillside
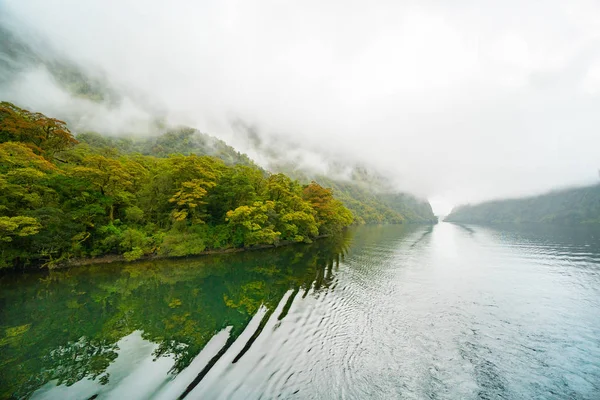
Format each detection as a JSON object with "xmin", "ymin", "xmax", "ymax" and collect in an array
[
  {"xmin": 76, "ymin": 129, "xmax": 437, "ymax": 225},
  {"xmin": 0, "ymin": 102, "xmax": 354, "ymax": 268},
  {"xmin": 1, "ymin": 24, "xmax": 437, "ymax": 228},
  {"xmin": 310, "ymin": 176, "xmax": 437, "ymax": 224},
  {"xmin": 269, "ymin": 163, "xmax": 436, "ymax": 224},
  {"xmin": 446, "ymin": 184, "xmax": 600, "ymax": 225}
]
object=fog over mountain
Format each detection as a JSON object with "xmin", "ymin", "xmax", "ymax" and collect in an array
[{"xmin": 2, "ymin": 0, "xmax": 600, "ymax": 215}]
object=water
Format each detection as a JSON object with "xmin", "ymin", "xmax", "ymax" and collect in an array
[{"xmin": 1, "ymin": 222, "xmax": 600, "ymax": 399}]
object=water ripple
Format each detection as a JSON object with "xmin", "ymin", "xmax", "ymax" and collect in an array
[{"xmin": 187, "ymin": 223, "xmax": 600, "ymax": 399}]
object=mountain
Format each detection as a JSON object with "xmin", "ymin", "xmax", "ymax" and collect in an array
[
  {"xmin": 446, "ymin": 184, "xmax": 600, "ymax": 225},
  {"xmin": 307, "ymin": 176, "xmax": 436, "ymax": 224},
  {"xmin": 75, "ymin": 129, "xmax": 437, "ymax": 224},
  {"xmin": 1, "ymin": 102, "xmax": 359, "ymax": 268},
  {"xmin": 1, "ymin": 18, "xmax": 436, "ymax": 227},
  {"xmin": 229, "ymin": 122, "xmax": 437, "ymax": 224}
]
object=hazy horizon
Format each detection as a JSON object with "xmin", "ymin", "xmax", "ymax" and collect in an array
[{"xmin": 2, "ymin": 0, "xmax": 600, "ymax": 215}]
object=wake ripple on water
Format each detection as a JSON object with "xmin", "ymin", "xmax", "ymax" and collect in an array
[{"xmin": 182, "ymin": 223, "xmax": 600, "ymax": 399}]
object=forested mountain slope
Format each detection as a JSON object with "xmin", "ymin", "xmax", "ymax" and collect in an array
[
  {"xmin": 310, "ymin": 176, "xmax": 436, "ymax": 224},
  {"xmin": 1, "ymin": 101, "xmax": 437, "ymax": 269},
  {"xmin": 75, "ymin": 131, "xmax": 437, "ymax": 225},
  {"xmin": 0, "ymin": 102, "xmax": 354, "ymax": 268},
  {"xmin": 1, "ymin": 22, "xmax": 436, "ymax": 227},
  {"xmin": 446, "ymin": 184, "xmax": 600, "ymax": 225},
  {"xmin": 269, "ymin": 163, "xmax": 436, "ymax": 224},
  {"xmin": 0, "ymin": 24, "xmax": 116, "ymax": 103}
]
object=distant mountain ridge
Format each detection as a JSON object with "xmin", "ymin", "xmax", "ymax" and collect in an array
[{"xmin": 446, "ymin": 184, "xmax": 600, "ymax": 225}]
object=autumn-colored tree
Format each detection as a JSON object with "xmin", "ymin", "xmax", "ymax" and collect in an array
[
  {"xmin": 303, "ymin": 182, "xmax": 354, "ymax": 234},
  {"xmin": 0, "ymin": 101, "xmax": 78, "ymax": 158}
]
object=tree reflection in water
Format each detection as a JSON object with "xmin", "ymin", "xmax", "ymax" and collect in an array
[{"xmin": 0, "ymin": 233, "xmax": 351, "ymax": 399}]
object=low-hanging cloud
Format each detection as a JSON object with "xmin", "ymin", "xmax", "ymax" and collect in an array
[{"xmin": 1, "ymin": 0, "xmax": 600, "ymax": 213}]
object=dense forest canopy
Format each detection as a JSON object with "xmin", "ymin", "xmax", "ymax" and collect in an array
[
  {"xmin": 0, "ymin": 101, "xmax": 435, "ymax": 269},
  {"xmin": 0, "ymin": 101, "xmax": 358, "ymax": 268},
  {"xmin": 446, "ymin": 184, "xmax": 600, "ymax": 225},
  {"xmin": 78, "ymin": 129, "xmax": 438, "ymax": 225}
]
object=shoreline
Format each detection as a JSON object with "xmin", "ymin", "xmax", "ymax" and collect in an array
[
  {"xmin": 59, "ymin": 222, "xmax": 439, "ymax": 269},
  {"xmin": 3, "ymin": 221, "xmax": 438, "ymax": 273},
  {"xmin": 9, "ymin": 235, "xmax": 333, "ymax": 272}
]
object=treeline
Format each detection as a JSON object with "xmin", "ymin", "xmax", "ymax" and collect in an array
[
  {"xmin": 0, "ymin": 102, "xmax": 353, "ymax": 268},
  {"xmin": 446, "ymin": 184, "xmax": 600, "ymax": 225}
]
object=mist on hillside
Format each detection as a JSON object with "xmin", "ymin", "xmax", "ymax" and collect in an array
[{"xmin": 2, "ymin": 0, "xmax": 600, "ymax": 213}]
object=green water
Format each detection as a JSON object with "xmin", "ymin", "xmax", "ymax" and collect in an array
[
  {"xmin": 1, "ymin": 223, "xmax": 600, "ymax": 399},
  {"xmin": 0, "ymin": 234, "xmax": 349, "ymax": 399}
]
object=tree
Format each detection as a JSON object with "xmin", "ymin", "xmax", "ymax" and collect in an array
[
  {"xmin": 303, "ymin": 182, "xmax": 354, "ymax": 234},
  {"xmin": 262, "ymin": 174, "xmax": 320, "ymax": 242},
  {"xmin": 226, "ymin": 201, "xmax": 280, "ymax": 247},
  {"xmin": 0, "ymin": 101, "xmax": 78, "ymax": 158},
  {"xmin": 0, "ymin": 102, "xmax": 359, "ymax": 269},
  {"xmin": 0, "ymin": 216, "xmax": 41, "ymax": 242},
  {"xmin": 0, "ymin": 141, "xmax": 57, "ymax": 173},
  {"xmin": 206, "ymin": 165, "xmax": 264, "ymax": 223},
  {"xmin": 169, "ymin": 179, "xmax": 212, "ymax": 223},
  {"xmin": 164, "ymin": 155, "xmax": 223, "ymax": 224},
  {"xmin": 69, "ymin": 155, "xmax": 135, "ymax": 221}
]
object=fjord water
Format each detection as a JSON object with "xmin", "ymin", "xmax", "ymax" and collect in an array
[{"xmin": 1, "ymin": 223, "xmax": 599, "ymax": 399}]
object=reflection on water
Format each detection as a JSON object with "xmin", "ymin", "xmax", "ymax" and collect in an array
[
  {"xmin": 0, "ymin": 235, "xmax": 350, "ymax": 399},
  {"xmin": 1, "ymin": 223, "xmax": 600, "ymax": 399}
]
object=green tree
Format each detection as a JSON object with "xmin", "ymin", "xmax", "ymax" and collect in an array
[
  {"xmin": 69, "ymin": 155, "xmax": 135, "ymax": 221},
  {"xmin": 226, "ymin": 201, "xmax": 280, "ymax": 247},
  {"xmin": 0, "ymin": 216, "xmax": 41, "ymax": 242}
]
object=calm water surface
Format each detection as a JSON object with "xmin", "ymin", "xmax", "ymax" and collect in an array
[{"xmin": 1, "ymin": 222, "xmax": 600, "ymax": 399}]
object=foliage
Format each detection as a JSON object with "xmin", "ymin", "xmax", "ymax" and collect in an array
[
  {"xmin": 309, "ymin": 175, "xmax": 437, "ymax": 224},
  {"xmin": 0, "ymin": 103, "xmax": 355, "ymax": 268},
  {"xmin": 0, "ymin": 216, "xmax": 41, "ymax": 242},
  {"xmin": 226, "ymin": 201, "xmax": 280, "ymax": 246},
  {"xmin": 0, "ymin": 101, "xmax": 78, "ymax": 158},
  {"xmin": 73, "ymin": 129, "xmax": 438, "ymax": 226},
  {"xmin": 76, "ymin": 128, "xmax": 258, "ymax": 168},
  {"xmin": 302, "ymin": 182, "xmax": 354, "ymax": 234}
]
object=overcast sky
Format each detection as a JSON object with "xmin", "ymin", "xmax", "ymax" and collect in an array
[{"xmin": 2, "ymin": 0, "xmax": 600, "ymax": 214}]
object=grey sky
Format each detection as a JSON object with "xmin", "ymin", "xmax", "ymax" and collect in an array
[{"xmin": 2, "ymin": 0, "xmax": 600, "ymax": 214}]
